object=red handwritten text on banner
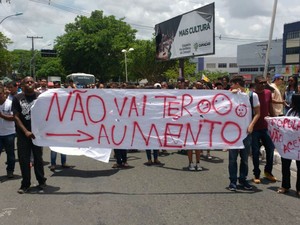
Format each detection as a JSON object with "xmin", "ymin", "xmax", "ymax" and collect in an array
[
  {"xmin": 266, "ymin": 116, "xmax": 300, "ymax": 160},
  {"xmin": 32, "ymin": 89, "xmax": 251, "ymax": 149}
]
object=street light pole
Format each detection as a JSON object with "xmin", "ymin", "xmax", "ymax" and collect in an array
[
  {"xmin": 121, "ymin": 48, "xmax": 134, "ymax": 83},
  {"xmin": 0, "ymin": 12, "xmax": 23, "ymax": 24},
  {"xmin": 263, "ymin": 0, "xmax": 278, "ymax": 78}
]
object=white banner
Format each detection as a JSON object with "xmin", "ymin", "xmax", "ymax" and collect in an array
[
  {"xmin": 49, "ymin": 147, "xmax": 111, "ymax": 163},
  {"xmin": 266, "ymin": 116, "xmax": 300, "ymax": 160},
  {"xmin": 32, "ymin": 89, "xmax": 251, "ymax": 150}
]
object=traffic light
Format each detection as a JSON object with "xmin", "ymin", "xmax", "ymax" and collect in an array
[{"xmin": 41, "ymin": 49, "xmax": 57, "ymax": 57}]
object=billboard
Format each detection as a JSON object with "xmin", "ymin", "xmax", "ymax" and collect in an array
[{"xmin": 155, "ymin": 3, "xmax": 215, "ymax": 61}]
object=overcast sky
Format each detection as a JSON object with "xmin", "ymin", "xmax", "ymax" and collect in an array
[{"xmin": 0, "ymin": 0, "xmax": 299, "ymax": 57}]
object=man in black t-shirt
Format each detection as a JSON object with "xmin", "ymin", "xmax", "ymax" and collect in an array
[{"xmin": 12, "ymin": 76, "xmax": 47, "ymax": 194}]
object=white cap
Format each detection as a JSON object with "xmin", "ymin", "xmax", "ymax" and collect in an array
[{"xmin": 154, "ymin": 83, "xmax": 161, "ymax": 88}]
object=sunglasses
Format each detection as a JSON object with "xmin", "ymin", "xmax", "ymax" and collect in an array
[{"xmin": 258, "ymin": 81, "xmax": 267, "ymax": 84}]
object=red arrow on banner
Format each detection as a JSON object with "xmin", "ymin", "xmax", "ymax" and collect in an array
[{"xmin": 46, "ymin": 130, "xmax": 94, "ymax": 143}]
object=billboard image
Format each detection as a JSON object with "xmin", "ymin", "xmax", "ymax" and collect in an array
[{"xmin": 155, "ymin": 3, "xmax": 215, "ymax": 61}]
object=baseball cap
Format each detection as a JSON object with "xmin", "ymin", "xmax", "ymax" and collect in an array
[
  {"xmin": 272, "ymin": 74, "xmax": 283, "ymax": 82},
  {"xmin": 154, "ymin": 83, "xmax": 161, "ymax": 88}
]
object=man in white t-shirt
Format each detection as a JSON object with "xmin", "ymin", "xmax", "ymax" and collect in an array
[
  {"xmin": 270, "ymin": 74, "xmax": 284, "ymax": 116},
  {"xmin": 0, "ymin": 86, "xmax": 16, "ymax": 178},
  {"xmin": 227, "ymin": 76, "xmax": 260, "ymax": 191}
]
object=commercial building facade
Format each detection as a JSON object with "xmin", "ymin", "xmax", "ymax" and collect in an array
[
  {"xmin": 282, "ymin": 21, "xmax": 300, "ymax": 75},
  {"xmin": 193, "ymin": 21, "xmax": 300, "ymax": 82},
  {"xmin": 195, "ymin": 57, "xmax": 238, "ymax": 75},
  {"xmin": 237, "ymin": 39, "xmax": 283, "ymax": 82}
]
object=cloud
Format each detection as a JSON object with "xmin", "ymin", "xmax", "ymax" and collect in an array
[
  {"xmin": 224, "ymin": 0, "xmax": 272, "ymax": 19},
  {"xmin": 0, "ymin": 0, "xmax": 299, "ymax": 57}
]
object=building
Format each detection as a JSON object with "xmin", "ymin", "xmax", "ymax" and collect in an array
[
  {"xmin": 282, "ymin": 21, "xmax": 300, "ymax": 75},
  {"xmin": 193, "ymin": 20, "xmax": 300, "ymax": 83},
  {"xmin": 237, "ymin": 39, "xmax": 283, "ymax": 81},
  {"xmin": 194, "ymin": 57, "xmax": 238, "ymax": 75}
]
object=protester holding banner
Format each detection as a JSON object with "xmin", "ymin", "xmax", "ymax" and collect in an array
[
  {"xmin": 50, "ymin": 151, "xmax": 71, "ymax": 171},
  {"xmin": 189, "ymin": 79, "xmax": 206, "ymax": 169},
  {"xmin": 49, "ymin": 81, "xmax": 70, "ymax": 171},
  {"xmin": 228, "ymin": 76, "xmax": 260, "ymax": 191},
  {"xmin": 112, "ymin": 149, "xmax": 129, "ymax": 168},
  {"xmin": 277, "ymin": 94, "xmax": 300, "ymax": 196},
  {"xmin": 251, "ymin": 76, "xmax": 276, "ymax": 184},
  {"xmin": 0, "ymin": 86, "xmax": 16, "ymax": 178},
  {"xmin": 145, "ymin": 150, "xmax": 163, "ymax": 166},
  {"xmin": 187, "ymin": 150, "xmax": 202, "ymax": 171},
  {"xmin": 12, "ymin": 76, "xmax": 47, "ymax": 194}
]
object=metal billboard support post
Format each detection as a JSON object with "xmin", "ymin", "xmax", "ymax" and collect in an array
[{"xmin": 179, "ymin": 58, "xmax": 184, "ymax": 79}]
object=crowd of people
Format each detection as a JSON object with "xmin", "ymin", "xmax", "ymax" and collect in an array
[{"xmin": 0, "ymin": 74, "xmax": 299, "ymax": 197}]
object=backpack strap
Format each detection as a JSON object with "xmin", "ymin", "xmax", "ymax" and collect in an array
[{"xmin": 249, "ymin": 91, "xmax": 254, "ymax": 118}]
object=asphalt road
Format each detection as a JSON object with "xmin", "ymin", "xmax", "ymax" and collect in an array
[{"xmin": 0, "ymin": 148, "xmax": 299, "ymax": 225}]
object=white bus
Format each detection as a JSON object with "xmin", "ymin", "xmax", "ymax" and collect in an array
[{"xmin": 66, "ymin": 73, "xmax": 96, "ymax": 88}]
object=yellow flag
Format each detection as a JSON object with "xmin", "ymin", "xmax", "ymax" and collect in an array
[{"xmin": 201, "ymin": 74, "xmax": 210, "ymax": 82}]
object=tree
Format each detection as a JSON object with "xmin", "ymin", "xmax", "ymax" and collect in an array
[
  {"xmin": 55, "ymin": 10, "xmax": 137, "ymax": 82},
  {"xmin": 163, "ymin": 59, "xmax": 196, "ymax": 82},
  {"xmin": 35, "ymin": 58, "xmax": 65, "ymax": 80},
  {"xmin": 0, "ymin": 32, "xmax": 12, "ymax": 77},
  {"xmin": 10, "ymin": 49, "xmax": 65, "ymax": 80},
  {"xmin": 10, "ymin": 49, "xmax": 32, "ymax": 78},
  {"xmin": 129, "ymin": 39, "xmax": 176, "ymax": 83}
]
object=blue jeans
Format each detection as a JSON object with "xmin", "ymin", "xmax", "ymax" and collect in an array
[
  {"xmin": 0, "ymin": 134, "xmax": 16, "ymax": 173},
  {"xmin": 51, "ymin": 151, "xmax": 66, "ymax": 166},
  {"xmin": 228, "ymin": 134, "xmax": 252, "ymax": 183},
  {"xmin": 146, "ymin": 150, "xmax": 158, "ymax": 161},
  {"xmin": 228, "ymin": 148, "xmax": 249, "ymax": 184},
  {"xmin": 252, "ymin": 129, "xmax": 275, "ymax": 178}
]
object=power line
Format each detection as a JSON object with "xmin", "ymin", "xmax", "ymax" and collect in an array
[
  {"xmin": 0, "ymin": 1, "xmax": 12, "ymax": 4},
  {"xmin": 29, "ymin": 0, "xmax": 90, "ymax": 16},
  {"xmin": 27, "ymin": 0, "xmax": 280, "ymax": 44},
  {"xmin": 216, "ymin": 34, "xmax": 267, "ymax": 42}
]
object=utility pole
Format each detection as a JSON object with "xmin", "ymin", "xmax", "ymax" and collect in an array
[
  {"xmin": 263, "ymin": 0, "xmax": 278, "ymax": 79},
  {"xmin": 27, "ymin": 36, "xmax": 43, "ymax": 80}
]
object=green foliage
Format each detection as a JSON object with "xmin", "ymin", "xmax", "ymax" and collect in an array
[
  {"xmin": 0, "ymin": 32, "xmax": 13, "ymax": 77},
  {"xmin": 55, "ymin": 10, "xmax": 137, "ymax": 82},
  {"xmin": 10, "ymin": 49, "xmax": 65, "ymax": 80},
  {"xmin": 10, "ymin": 49, "xmax": 36, "ymax": 78},
  {"xmin": 130, "ymin": 39, "xmax": 176, "ymax": 83},
  {"xmin": 35, "ymin": 58, "xmax": 65, "ymax": 80},
  {"xmin": 5, "ymin": 12, "xmax": 230, "ymax": 84},
  {"xmin": 0, "ymin": 32, "xmax": 12, "ymax": 49},
  {"xmin": 164, "ymin": 59, "xmax": 196, "ymax": 82}
]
